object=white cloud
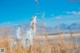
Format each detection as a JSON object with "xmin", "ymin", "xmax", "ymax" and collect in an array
[
  {"xmin": 77, "ymin": 12, "xmax": 80, "ymax": 14},
  {"xmin": 55, "ymin": 16, "xmax": 62, "ymax": 20},
  {"xmin": 37, "ymin": 13, "xmax": 80, "ymax": 27},
  {"xmin": 66, "ymin": 12, "xmax": 71, "ymax": 14},
  {"xmin": 66, "ymin": 11, "xmax": 80, "ymax": 15},
  {"xmin": 71, "ymin": 11, "xmax": 77, "ymax": 14},
  {"xmin": 0, "ymin": 22, "xmax": 17, "ymax": 27},
  {"xmin": 51, "ymin": 14, "xmax": 54, "ymax": 17}
]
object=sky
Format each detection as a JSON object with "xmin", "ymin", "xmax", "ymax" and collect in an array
[{"xmin": 0, "ymin": 0, "xmax": 80, "ymax": 27}]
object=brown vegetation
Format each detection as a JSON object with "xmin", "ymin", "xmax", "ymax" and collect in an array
[{"xmin": 0, "ymin": 33, "xmax": 80, "ymax": 53}]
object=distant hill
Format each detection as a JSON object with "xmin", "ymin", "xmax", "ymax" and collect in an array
[
  {"xmin": 54, "ymin": 23, "xmax": 80, "ymax": 31},
  {"xmin": 46, "ymin": 23, "xmax": 80, "ymax": 34},
  {"xmin": 0, "ymin": 22, "xmax": 80, "ymax": 36}
]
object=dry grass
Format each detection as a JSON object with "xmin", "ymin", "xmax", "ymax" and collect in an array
[{"xmin": 0, "ymin": 34, "xmax": 80, "ymax": 53}]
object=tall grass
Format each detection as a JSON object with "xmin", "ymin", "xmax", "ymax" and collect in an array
[{"xmin": 0, "ymin": 33, "xmax": 80, "ymax": 53}]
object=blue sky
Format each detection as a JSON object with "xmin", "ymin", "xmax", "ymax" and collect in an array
[{"xmin": 0, "ymin": 0, "xmax": 80, "ymax": 27}]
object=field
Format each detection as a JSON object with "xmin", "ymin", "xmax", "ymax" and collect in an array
[{"xmin": 0, "ymin": 33, "xmax": 80, "ymax": 53}]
